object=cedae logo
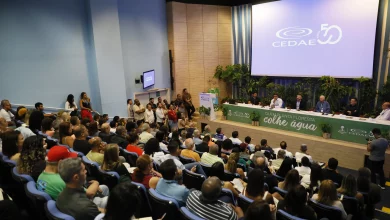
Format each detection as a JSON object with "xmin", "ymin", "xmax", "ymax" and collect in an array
[{"xmin": 272, "ymin": 24, "xmax": 342, "ymax": 48}]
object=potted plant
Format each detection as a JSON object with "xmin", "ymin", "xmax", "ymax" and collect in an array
[
  {"xmin": 221, "ymin": 106, "xmax": 228, "ymax": 120},
  {"xmin": 198, "ymin": 106, "xmax": 205, "ymax": 119},
  {"xmin": 320, "ymin": 123, "xmax": 332, "ymax": 139},
  {"xmin": 249, "ymin": 111, "xmax": 260, "ymax": 126},
  {"xmin": 204, "ymin": 107, "xmax": 211, "ymax": 120}
]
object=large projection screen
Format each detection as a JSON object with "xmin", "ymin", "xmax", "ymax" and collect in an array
[{"xmin": 251, "ymin": 0, "xmax": 379, "ymax": 78}]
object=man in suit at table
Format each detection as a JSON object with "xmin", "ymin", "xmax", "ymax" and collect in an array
[
  {"xmin": 315, "ymin": 95, "xmax": 331, "ymax": 113},
  {"xmin": 343, "ymin": 97, "xmax": 359, "ymax": 117},
  {"xmin": 292, "ymin": 94, "xmax": 306, "ymax": 110},
  {"xmin": 248, "ymin": 92, "xmax": 261, "ymax": 105}
]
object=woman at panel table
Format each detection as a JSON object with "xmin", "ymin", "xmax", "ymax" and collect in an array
[
  {"xmin": 79, "ymin": 92, "xmax": 94, "ymax": 121},
  {"xmin": 65, "ymin": 94, "xmax": 78, "ymax": 117}
]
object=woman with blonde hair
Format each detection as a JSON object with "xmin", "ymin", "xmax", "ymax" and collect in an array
[
  {"xmin": 224, "ymin": 152, "xmax": 245, "ymax": 179},
  {"xmin": 312, "ymin": 180, "xmax": 347, "ymax": 219},
  {"xmin": 131, "ymin": 154, "xmax": 161, "ymax": 189},
  {"xmin": 101, "ymin": 144, "xmax": 131, "ymax": 182}
]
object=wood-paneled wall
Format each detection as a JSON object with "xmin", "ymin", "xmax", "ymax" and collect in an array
[{"xmin": 167, "ymin": 2, "xmax": 232, "ymax": 107}]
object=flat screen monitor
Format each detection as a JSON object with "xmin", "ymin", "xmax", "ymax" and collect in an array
[
  {"xmin": 143, "ymin": 70, "xmax": 155, "ymax": 89},
  {"xmin": 251, "ymin": 0, "xmax": 379, "ymax": 78}
]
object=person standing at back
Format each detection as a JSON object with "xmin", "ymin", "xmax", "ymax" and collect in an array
[
  {"xmin": 367, "ymin": 128, "xmax": 389, "ymax": 189},
  {"xmin": 127, "ymin": 99, "xmax": 134, "ymax": 122}
]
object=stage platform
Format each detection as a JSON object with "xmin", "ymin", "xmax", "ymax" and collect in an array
[{"xmin": 197, "ymin": 113, "xmax": 390, "ymax": 176}]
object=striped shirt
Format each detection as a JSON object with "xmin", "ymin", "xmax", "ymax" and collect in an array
[
  {"xmin": 200, "ymin": 153, "xmax": 224, "ymax": 165},
  {"xmin": 186, "ymin": 190, "xmax": 237, "ymax": 220}
]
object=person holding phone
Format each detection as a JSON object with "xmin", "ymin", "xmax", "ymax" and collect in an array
[{"xmin": 79, "ymin": 92, "xmax": 93, "ymax": 121}]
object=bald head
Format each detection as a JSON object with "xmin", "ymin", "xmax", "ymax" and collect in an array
[
  {"xmin": 209, "ymin": 144, "xmax": 219, "ymax": 155},
  {"xmin": 201, "ymin": 177, "xmax": 222, "ymax": 202},
  {"xmin": 319, "ymin": 95, "xmax": 325, "ymax": 102},
  {"xmin": 255, "ymin": 156, "xmax": 266, "ymax": 169},
  {"xmin": 101, "ymin": 123, "xmax": 110, "ymax": 133},
  {"xmin": 185, "ymin": 138, "xmax": 194, "ymax": 150},
  {"xmin": 382, "ymin": 102, "xmax": 390, "ymax": 110}
]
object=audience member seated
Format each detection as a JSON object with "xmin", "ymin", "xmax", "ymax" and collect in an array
[
  {"xmin": 109, "ymin": 121, "xmax": 117, "ymax": 134},
  {"xmin": 192, "ymin": 129, "xmax": 202, "ymax": 145},
  {"xmin": 278, "ymin": 169, "xmax": 300, "ymax": 191},
  {"xmin": 101, "ymin": 144, "xmax": 131, "ymax": 182},
  {"xmin": 87, "ymin": 137, "xmax": 104, "ymax": 165},
  {"xmin": 271, "ymin": 149, "xmax": 286, "ymax": 170},
  {"xmin": 41, "ymin": 118, "xmax": 54, "ymax": 137},
  {"xmin": 156, "ymin": 142, "xmax": 206, "ymax": 176},
  {"xmin": 143, "ymin": 138, "xmax": 164, "ymax": 162},
  {"xmin": 253, "ymin": 156, "xmax": 279, "ymax": 191},
  {"xmin": 244, "ymin": 136, "xmax": 255, "ymax": 152},
  {"xmin": 201, "ymin": 144, "xmax": 224, "ymax": 165},
  {"xmin": 214, "ymin": 127, "xmax": 227, "ymax": 141},
  {"xmin": 229, "ymin": 131, "xmax": 242, "ymax": 145},
  {"xmin": 169, "ymin": 130, "xmax": 182, "ymax": 146},
  {"xmin": 202, "ymin": 125, "xmax": 212, "ymax": 136},
  {"xmin": 296, "ymin": 156, "xmax": 311, "ymax": 176},
  {"xmin": 186, "ymin": 122, "xmax": 195, "ymax": 137},
  {"xmin": 180, "ymin": 130, "xmax": 188, "ymax": 143},
  {"xmin": 17, "ymin": 135, "xmax": 46, "ymax": 181},
  {"xmin": 276, "ymin": 157, "xmax": 294, "ymax": 178},
  {"xmin": 99, "ymin": 123, "xmax": 114, "ymax": 143},
  {"xmin": 88, "ymin": 121, "xmax": 99, "ymax": 137},
  {"xmin": 81, "ymin": 118, "xmax": 91, "ymax": 128},
  {"xmin": 225, "ymin": 152, "xmax": 245, "ymax": 179},
  {"xmin": 125, "ymin": 121, "xmax": 136, "ymax": 134},
  {"xmin": 156, "ymin": 130, "xmax": 167, "ymax": 151},
  {"xmin": 0, "ymin": 100, "xmax": 15, "ymax": 126},
  {"xmin": 186, "ymin": 177, "xmax": 244, "ymax": 220},
  {"xmin": 322, "ymin": 157, "xmax": 344, "ymax": 186},
  {"xmin": 2, "ymin": 130, "xmax": 24, "ymax": 161},
  {"xmin": 357, "ymin": 167, "xmax": 381, "ymax": 218},
  {"xmin": 110, "ymin": 126, "xmax": 128, "ymax": 149},
  {"xmin": 59, "ymin": 122, "xmax": 74, "ymax": 148},
  {"xmin": 195, "ymin": 135, "xmax": 210, "ymax": 153},
  {"xmin": 52, "ymin": 118, "xmax": 62, "ymax": 140},
  {"xmin": 73, "ymin": 125, "xmax": 91, "ymax": 155},
  {"xmin": 57, "ymin": 158, "xmax": 108, "ymax": 219},
  {"xmin": 70, "ymin": 116, "xmax": 80, "ymax": 130},
  {"xmin": 337, "ymin": 174, "xmax": 364, "ymax": 207},
  {"xmin": 210, "ymin": 161, "xmax": 241, "ymax": 199},
  {"xmin": 242, "ymin": 168, "xmax": 274, "ymax": 204},
  {"xmin": 221, "ymin": 138, "xmax": 234, "ymax": 154},
  {"xmin": 149, "ymin": 123, "xmax": 157, "ymax": 137},
  {"xmin": 273, "ymin": 141, "xmax": 293, "ymax": 158},
  {"xmin": 238, "ymin": 143, "xmax": 250, "ymax": 161},
  {"xmin": 29, "ymin": 104, "xmax": 50, "ymax": 133},
  {"xmin": 139, "ymin": 123, "xmax": 154, "ymax": 143},
  {"xmin": 132, "ymin": 154, "xmax": 161, "ymax": 189},
  {"xmin": 126, "ymin": 133, "xmax": 144, "ymax": 156},
  {"xmin": 295, "ymin": 144, "xmax": 313, "ymax": 163},
  {"xmin": 245, "ymin": 200, "xmax": 275, "ymax": 220},
  {"xmin": 312, "ymin": 180, "xmax": 347, "ymax": 219},
  {"xmin": 302, "ymin": 163, "xmax": 323, "ymax": 191},
  {"xmin": 277, "ymin": 185, "xmax": 317, "ymax": 220},
  {"xmin": 260, "ymin": 139, "xmax": 274, "ymax": 154},
  {"xmin": 156, "ymin": 159, "xmax": 189, "ymax": 206},
  {"xmin": 181, "ymin": 138, "xmax": 200, "ymax": 162},
  {"xmin": 104, "ymin": 182, "xmax": 149, "ymax": 220},
  {"xmin": 37, "ymin": 146, "xmax": 78, "ymax": 200}
]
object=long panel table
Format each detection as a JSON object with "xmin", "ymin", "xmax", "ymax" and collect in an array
[{"xmin": 223, "ymin": 104, "xmax": 390, "ymax": 144}]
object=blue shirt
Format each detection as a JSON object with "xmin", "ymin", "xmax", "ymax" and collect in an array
[
  {"xmin": 315, "ymin": 101, "xmax": 331, "ymax": 113},
  {"xmin": 156, "ymin": 179, "xmax": 189, "ymax": 206}
]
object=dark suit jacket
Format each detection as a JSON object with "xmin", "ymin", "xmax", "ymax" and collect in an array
[
  {"xmin": 110, "ymin": 135, "xmax": 129, "ymax": 149},
  {"xmin": 292, "ymin": 100, "xmax": 307, "ymax": 110},
  {"xmin": 322, "ymin": 169, "xmax": 344, "ymax": 186},
  {"xmin": 249, "ymin": 96, "xmax": 261, "ymax": 105},
  {"xmin": 98, "ymin": 132, "xmax": 115, "ymax": 144},
  {"xmin": 195, "ymin": 142, "xmax": 209, "ymax": 153}
]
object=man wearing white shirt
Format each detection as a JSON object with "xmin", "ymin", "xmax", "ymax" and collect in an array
[
  {"xmin": 155, "ymin": 103, "xmax": 165, "ymax": 127},
  {"xmin": 192, "ymin": 130, "xmax": 203, "ymax": 145},
  {"xmin": 229, "ymin": 131, "xmax": 242, "ymax": 145},
  {"xmin": 133, "ymin": 99, "xmax": 145, "ymax": 122},
  {"xmin": 274, "ymin": 141, "xmax": 293, "ymax": 158},
  {"xmin": 270, "ymin": 94, "xmax": 283, "ymax": 108},
  {"xmin": 295, "ymin": 144, "xmax": 313, "ymax": 163},
  {"xmin": 295, "ymin": 156, "xmax": 311, "ymax": 176},
  {"xmin": 376, "ymin": 102, "xmax": 390, "ymax": 121},
  {"xmin": 144, "ymin": 104, "xmax": 155, "ymax": 124},
  {"xmin": 0, "ymin": 100, "xmax": 15, "ymax": 126}
]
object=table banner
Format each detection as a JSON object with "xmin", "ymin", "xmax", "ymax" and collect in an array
[{"xmin": 223, "ymin": 104, "xmax": 390, "ymax": 144}]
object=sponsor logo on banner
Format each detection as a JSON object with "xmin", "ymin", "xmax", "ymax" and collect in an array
[
  {"xmin": 338, "ymin": 126, "xmax": 374, "ymax": 138},
  {"xmin": 273, "ymin": 24, "xmax": 342, "ymax": 48}
]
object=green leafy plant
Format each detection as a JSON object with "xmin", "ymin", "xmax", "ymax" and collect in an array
[
  {"xmin": 318, "ymin": 76, "xmax": 354, "ymax": 112},
  {"xmin": 320, "ymin": 124, "xmax": 332, "ymax": 133},
  {"xmin": 249, "ymin": 111, "xmax": 260, "ymax": 121},
  {"xmin": 221, "ymin": 106, "xmax": 228, "ymax": 116},
  {"xmin": 353, "ymin": 77, "xmax": 376, "ymax": 116}
]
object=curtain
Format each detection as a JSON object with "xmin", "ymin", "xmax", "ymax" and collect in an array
[{"xmin": 232, "ymin": 4, "xmax": 252, "ymax": 65}]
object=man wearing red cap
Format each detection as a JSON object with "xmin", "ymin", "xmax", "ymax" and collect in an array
[{"xmin": 37, "ymin": 146, "xmax": 109, "ymax": 210}]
